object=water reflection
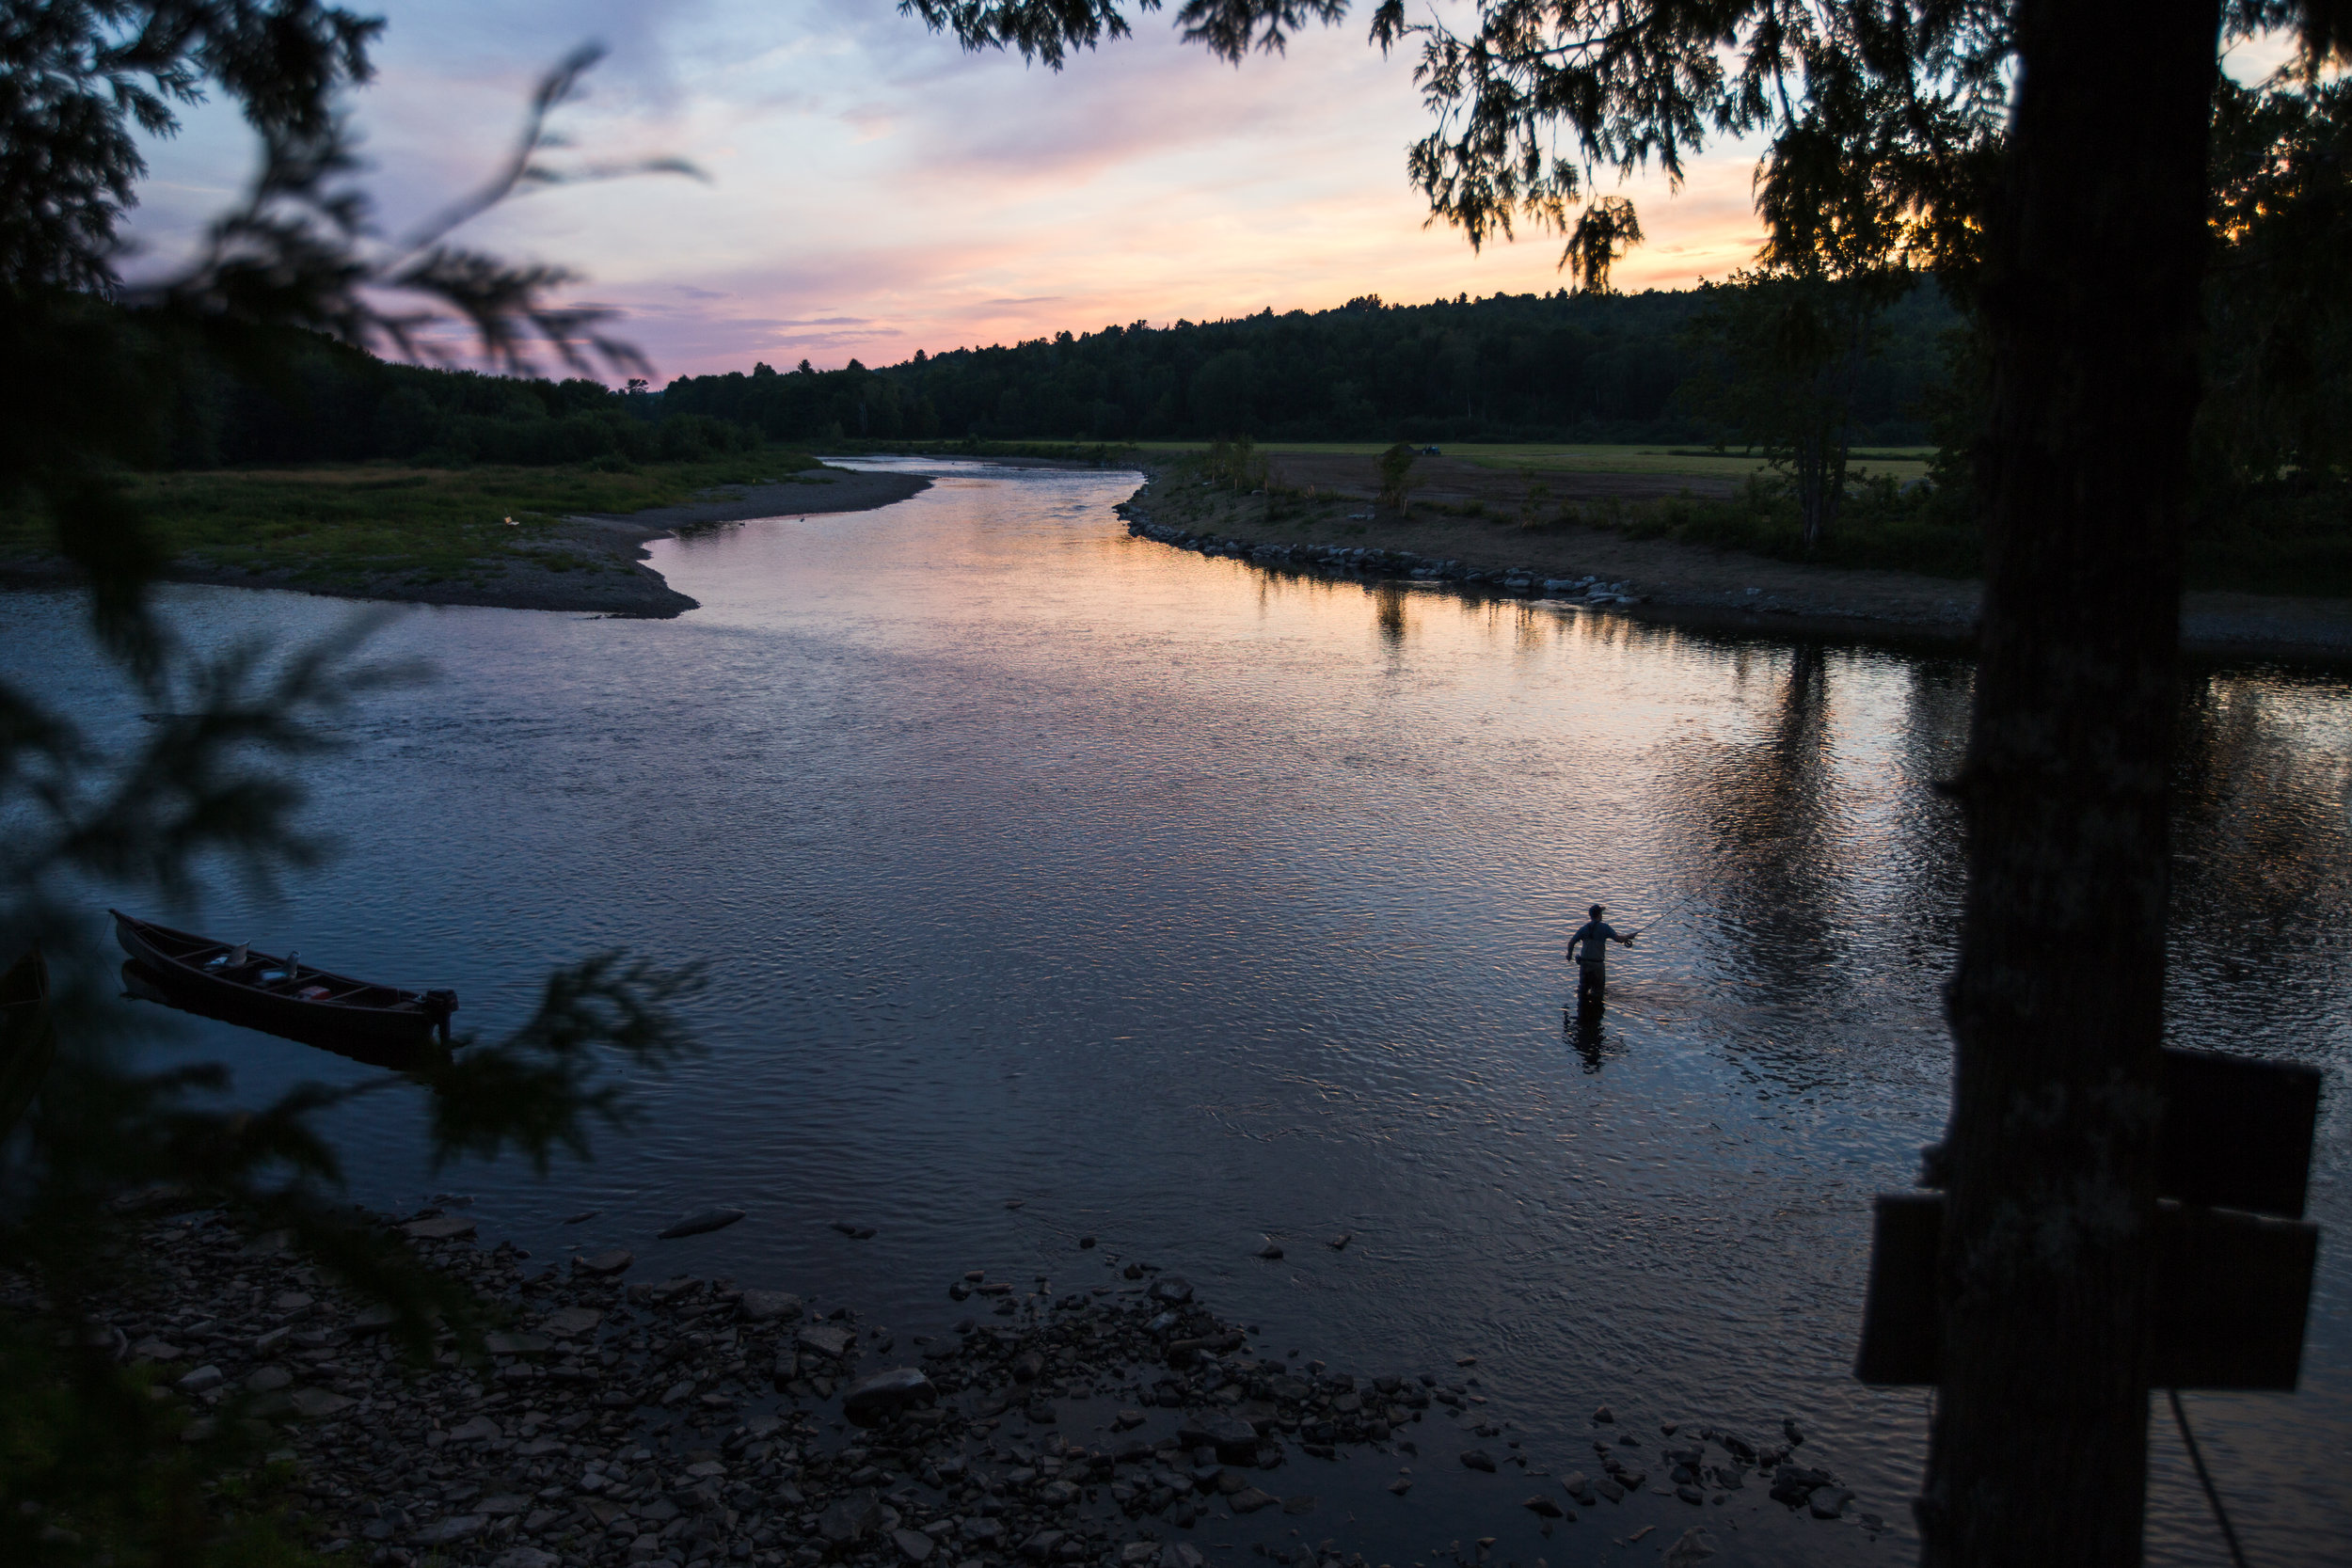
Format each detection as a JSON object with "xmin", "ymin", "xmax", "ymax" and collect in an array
[
  {"xmin": 1373, "ymin": 580, "xmax": 1408, "ymax": 647},
  {"xmin": 2169, "ymin": 671, "xmax": 2352, "ymax": 1043},
  {"xmin": 1659, "ymin": 641, "xmax": 1851, "ymax": 1009},
  {"xmin": 1565, "ymin": 992, "xmax": 1627, "ymax": 1071},
  {"xmin": 119, "ymin": 960, "xmax": 444, "ymax": 1072}
]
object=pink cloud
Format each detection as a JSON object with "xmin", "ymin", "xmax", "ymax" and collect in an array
[{"xmin": 121, "ymin": 0, "xmax": 1780, "ymax": 380}]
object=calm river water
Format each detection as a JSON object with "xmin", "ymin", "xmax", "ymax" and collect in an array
[{"xmin": 7, "ymin": 459, "xmax": 2347, "ymax": 1564}]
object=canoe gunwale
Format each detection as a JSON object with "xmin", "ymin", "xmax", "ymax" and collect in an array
[{"xmin": 110, "ymin": 911, "xmax": 453, "ymax": 1047}]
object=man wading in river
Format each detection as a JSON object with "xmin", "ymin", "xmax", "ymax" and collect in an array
[{"xmin": 1566, "ymin": 904, "xmax": 1639, "ymax": 1009}]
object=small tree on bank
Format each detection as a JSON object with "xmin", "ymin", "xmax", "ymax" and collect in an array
[
  {"xmin": 1376, "ymin": 441, "xmax": 1419, "ymax": 515},
  {"xmin": 1682, "ymin": 271, "xmax": 1897, "ymax": 553}
]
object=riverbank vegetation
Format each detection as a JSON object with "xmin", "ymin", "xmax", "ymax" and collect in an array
[
  {"xmin": 1142, "ymin": 445, "xmax": 2348, "ymax": 598},
  {"xmin": 1, "ymin": 453, "xmax": 825, "ymax": 594}
]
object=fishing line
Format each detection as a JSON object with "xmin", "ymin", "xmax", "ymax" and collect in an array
[{"xmin": 2169, "ymin": 1388, "xmax": 2251, "ymax": 1568}]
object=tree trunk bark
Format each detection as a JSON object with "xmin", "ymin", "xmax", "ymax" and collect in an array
[{"xmin": 1918, "ymin": 3, "xmax": 2218, "ymax": 1564}]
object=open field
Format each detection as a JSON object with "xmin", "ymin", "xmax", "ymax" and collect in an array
[{"xmin": 1126, "ymin": 439, "xmax": 1936, "ymax": 484}]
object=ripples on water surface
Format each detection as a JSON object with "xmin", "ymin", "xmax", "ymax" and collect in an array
[{"xmin": 5, "ymin": 459, "xmax": 2346, "ymax": 1563}]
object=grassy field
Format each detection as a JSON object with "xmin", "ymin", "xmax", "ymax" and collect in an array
[
  {"xmin": 1125, "ymin": 439, "xmax": 1936, "ymax": 484},
  {"xmin": 5, "ymin": 451, "xmax": 827, "ymax": 590}
]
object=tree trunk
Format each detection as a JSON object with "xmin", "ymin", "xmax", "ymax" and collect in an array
[
  {"xmin": 1918, "ymin": 3, "xmax": 2218, "ymax": 1564},
  {"xmin": 1796, "ymin": 435, "xmax": 1827, "ymax": 551}
]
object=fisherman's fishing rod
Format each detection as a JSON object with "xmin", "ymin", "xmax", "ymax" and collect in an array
[{"xmin": 1605, "ymin": 891, "xmax": 1708, "ymax": 938}]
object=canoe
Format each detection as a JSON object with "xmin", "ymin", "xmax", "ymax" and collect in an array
[{"xmin": 112, "ymin": 911, "xmax": 456, "ymax": 1053}]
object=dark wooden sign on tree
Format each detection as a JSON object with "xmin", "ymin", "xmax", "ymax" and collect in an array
[{"xmin": 1858, "ymin": 1047, "xmax": 2323, "ymax": 1389}]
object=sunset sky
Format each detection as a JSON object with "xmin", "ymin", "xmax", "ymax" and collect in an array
[{"xmin": 121, "ymin": 3, "xmax": 2302, "ymax": 382}]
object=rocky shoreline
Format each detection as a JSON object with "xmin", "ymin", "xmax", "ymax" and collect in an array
[
  {"xmin": 30, "ymin": 1202, "xmax": 1881, "ymax": 1568},
  {"xmin": 1117, "ymin": 486, "xmax": 2352, "ymax": 664},
  {"xmin": 1120, "ymin": 513, "xmax": 1661, "ymax": 621}
]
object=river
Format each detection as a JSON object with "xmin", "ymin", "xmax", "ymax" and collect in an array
[{"xmin": 7, "ymin": 458, "xmax": 2346, "ymax": 1564}]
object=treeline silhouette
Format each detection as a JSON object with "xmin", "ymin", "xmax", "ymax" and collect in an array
[
  {"xmin": 666, "ymin": 286, "xmax": 1956, "ymax": 445},
  {"xmin": 160, "ymin": 330, "xmax": 758, "ymax": 469},
  {"xmin": 162, "ymin": 287, "xmax": 1957, "ymax": 467}
]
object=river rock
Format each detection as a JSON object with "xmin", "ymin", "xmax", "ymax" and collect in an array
[
  {"xmin": 797, "ymin": 1323, "xmax": 854, "ymax": 1360},
  {"xmin": 1227, "ymin": 1488, "xmax": 1278, "ymax": 1514},
  {"xmin": 540, "ymin": 1305, "xmax": 602, "ymax": 1337},
  {"xmin": 891, "ymin": 1526, "xmax": 936, "ymax": 1561},
  {"xmin": 490, "ymin": 1549, "xmax": 560, "ymax": 1568},
  {"xmin": 658, "ymin": 1205, "xmax": 745, "ymax": 1240},
  {"xmin": 246, "ymin": 1364, "xmax": 293, "ymax": 1392},
  {"xmin": 1770, "ymin": 1465, "xmax": 1835, "ymax": 1506},
  {"xmin": 412, "ymin": 1515, "xmax": 483, "ymax": 1546},
  {"xmin": 1254, "ymin": 1243, "xmax": 1284, "ymax": 1259},
  {"xmin": 1523, "ymin": 1494, "xmax": 1565, "ymax": 1518},
  {"xmin": 176, "ymin": 1365, "xmax": 223, "ymax": 1393},
  {"xmin": 842, "ymin": 1367, "xmax": 937, "ymax": 1425},
  {"xmin": 1460, "ymin": 1449, "xmax": 1497, "ymax": 1472},
  {"xmin": 1177, "ymin": 1412, "xmax": 1259, "ymax": 1457},
  {"xmin": 737, "ymin": 1289, "xmax": 802, "ymax": 1323},
  {"xmin": 1810, "ymin": 1486, "xmax": 1855, "ymax": 1519},
  {"xmin": 448, "ymin": 1415, "xmax": 501, "ymax": 1444},
  {"xmin": 1148, "ymin": 1275, "xmax": 1194, "ymax": 1305},
  {"xmin": 573, "ymin": 1248, "xmax": 633, "ymax": 1276},
  {"xmin": 818, "ymin": 1489, "xmax": 882, "ymax": 1544},
  {"xmin": 1663, "ymin": 1527, "xmax": 1720, "ymax": 1566},
  {"xmin": 404, "ymin": 1215, "xmax": 477, "ymax": 1243}
]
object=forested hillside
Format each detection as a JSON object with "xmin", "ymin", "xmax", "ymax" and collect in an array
[
  {"xmin": 154, "ymin": 330, "xmax": 758, "ymax": 470},
  {"xmin": 663, "ymin": 285, "xmax": 1958, "ymax": 446}
]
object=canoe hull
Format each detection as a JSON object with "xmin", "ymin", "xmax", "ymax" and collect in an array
[{"xmin": 112, "ymin": 911, "xmax": 453, "ymax": 1053}]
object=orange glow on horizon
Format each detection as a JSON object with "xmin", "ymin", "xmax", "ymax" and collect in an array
[{"xmin": 122, "ymin": 2, "xmax": 1777, "ymax": 379}]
